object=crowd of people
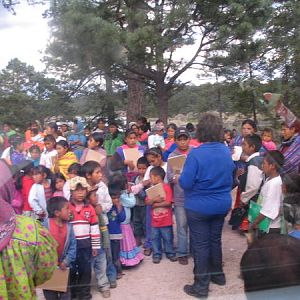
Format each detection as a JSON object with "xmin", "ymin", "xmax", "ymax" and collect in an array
[{"xmin": 0, "ymin": 105, "xmax": 300, "ymax": 299}]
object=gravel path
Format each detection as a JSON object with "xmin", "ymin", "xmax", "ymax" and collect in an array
[{"xmin": 37, "ymin": 220, "xmax": 248, "ymax": 300}]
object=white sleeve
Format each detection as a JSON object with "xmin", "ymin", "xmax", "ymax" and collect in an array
[
  {"xmin": 97, "ymin": 183, "xmax": 112, "ymax": 213},
  {"xmin": 143, "ymin": 166, "xmax": 153, "ymax": 181},
  {"xmin": 63, "ymin": 181, "xmax": 71, "ymax": 200},
  {"xmin": 148, "ymin": 135, "xmax": 155, "ymax": 149},
  {"xmin": 241, "ymin": 165, "xmax": 263, "ymax": 204},
  {"xmin": 28, "ymin": 185, "xmax": 43, "ymax": 213},
  {"xmin": 260, "ymin": 180, "xmax": 282, "ymax": 220}
]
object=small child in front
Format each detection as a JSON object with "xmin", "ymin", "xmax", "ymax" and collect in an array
[
  {"xmin": 250, "ymin": 150, "xmax": 284, "ymax": 236},
  {"xmin": 68, "ymin": 176, "xmax": 101, "ymax": 300},
  {"xmin": 43, "ymin": 196, "xmax": 77, "ymax": 300},
  {"xmin": 145, "ymin": 166, "xmax": 177, "ymax": 264},
  {"xmin": 107, "ymin": 188, "xmax": 126, "ymax": 278}
]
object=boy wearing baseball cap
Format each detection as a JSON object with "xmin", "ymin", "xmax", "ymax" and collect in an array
[
  {"xmin": 167, "ymin": 127, "xmax": 191, "ymax": 265},
  {"xmin": 68, "ymin": 176, "xmax": 101, "ymax": 299}
]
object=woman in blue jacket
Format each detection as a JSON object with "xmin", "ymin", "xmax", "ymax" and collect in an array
[{"xmin": 179, "ymin": 113, "xmax": 235, "ymax": 298}]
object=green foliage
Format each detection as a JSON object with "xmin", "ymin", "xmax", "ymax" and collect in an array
[{"xmin": 0, "ymin": 58, "xmax": 72, "ymax": 130}]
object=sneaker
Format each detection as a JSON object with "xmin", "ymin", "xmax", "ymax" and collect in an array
[
  {"xmin": 152, "ymin": 257, "xmax": 161, "ymax": 264},
  {"xmin": 211, "ymin": 274, "xmax": 226, "ymax": 286},
  {"xmin": 144, "ymin": 248, "xmax": 152, "ymax": 256},
  {"xmin": 178, "ymin": 256, "xmax": 188, "ymax": 265},
  {"xmin": 110, "ymin": 281, "xmax": 117, "ymax": 289},
  {"xmin": 168, "ymin": 256, "xmax": 178, "ymax": 262},
  {"xmin": 183, "ymin": 284, "xmax": 208, "ymax": 299},
  {"xmin": 101, "ymin": 290, "xmax": 111, "ymax": 298}
]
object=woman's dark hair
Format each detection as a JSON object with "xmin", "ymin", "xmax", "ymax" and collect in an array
[
  {"xmin": 47, "ymin": 196, "xmax": 68, "ymax": 218},
  {"xmin": 196, "ymin": 113, "xmax": 223, "ymax": 143},
  {"xmin": 68, "ymin": 162, "xmax": 82, "ymax": 175},
  {"xmin": 145, "ymin": 147, "xmax": 163, "ymax": 158},
  {"xmin": 166, "ymin": 123, "xmax": 177, "ymax": 131},
  {"xmin": 139, "ymin": 124, "xmax": 149, "ymax": 133},
  {"xmin": 108, "ymin": 173, "xmax": 127, "ymax": 191},
  {"xmin": 47, "ymin": 122, "xmax": 59, "ymax": 132},
  {"xmin": 29, "ymin": 144, "xmax": 41, "ymax": 154},
  {"xmin": 108, "ymin": 121, "xmax": 120, "ymax": 139},
  {"xmin": 44, "ymin": 134, "xmax": 56, "ymax": 144},
  {"xmin": 137, "ymin": 116, "xmax": 151, "ymax": 131},
  {"xmin": 89, "ymin": 132, "xmax": 104, "ymax": 147},
  {"xmin": 9, "ymin": 135, "xmax": 24, "ymax": 148},
  {"xmin": 242, "ymin": 119, "xmax": 257, "ymax": 132},
  {"xmin": 32, "ymin": 165, "xmax": 52, "ymax": 179},
  {"xmin": 186, "ymin": 123, "xmax": 195, "ymax": 132},
  {"xmin": 81, "ymin": 161, "xmax": 101, "ymax": 176},
  {"xmin": 56, "ymin": 140, "xmax": 70, "ymax": 151},
  {"xmin": 51, "ymin": 172, "xmax": 66, "ymax": 192}
]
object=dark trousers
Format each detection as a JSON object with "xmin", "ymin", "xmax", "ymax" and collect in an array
[
  {"xmin": 110, "ymin": 239, "xmax": 122, "ymax": 274},
  {"xmin": 133, "ymin": 205, "xmax": 147, "ymax": 238},
  {"xmin": 69, "ymin": 247, "xmax": 92, "ymax": 299},
  {"xmin": 43, "ymin": 290, "xmax": 70, "ymax": 300},
  {"xmin": 151, "ymin": 226, "xmax": 175, "ymax": 258},
  {"xmin": 186, "ymin": 209, "xmax": 226, "ymax": 293}
]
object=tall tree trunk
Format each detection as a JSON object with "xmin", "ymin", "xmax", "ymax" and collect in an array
[
  {"xmin": 156, "ymin": 83, "xmax": 169, "ymax": 125},
  {"xmin": 127, "ymin": 71, "xmax": 145, "ymax": 123}
]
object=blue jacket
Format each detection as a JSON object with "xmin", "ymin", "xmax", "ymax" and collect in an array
[
  {"xmin": 179, "ymin": 142, "xmax": 235, "ymax": 215},
  {"xmin": 107, "ymin": 205, "xmax": 126, "ymax": 239},
  {"xmin": 44, "ymin": 219, "xmax": 77, "ymax": 267}
]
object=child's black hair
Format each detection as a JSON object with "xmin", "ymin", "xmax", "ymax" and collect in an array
[
  {"xmin": 108, "ymin": 173, "xmax": 127, "ymax": 191},
  {"xmin": 47, "ymin": 196, "xmax": 68, "ymax": 218},
  {"xmin": 89, "ymin": 132, "xmax": 104, "ymax": 146},
  {"xmin": 29, "ymin": 144, "xmax": 41, "ymax": 154},
  {"xmin": 137, "ymin": 156, "xmax": 150, "ymax": 167},
  {"xmin": 244, "ymin": 134, "xmax": 262, "ymax": 152},
  {"xmin": 15, "ymin": 161, "xmax": 34, "ymax": 190},
  {"xmin": 124, "ymin": 129, "xmax": 138, "ymax": 138},
  {"xmin": 224, "ymin": 129, "xmax": 233, "ymax": 138},
  {"xmin": 186, "ymin": 122, "xmax": 195, "ymax": 132},
  {"xmin": 108, "ymin": 186, "xmax": 121, "ymax": 199},
  {"xmin": 262, "ymin": 127, "xmax": 274, "ymax": 137},
  {"xmin": 264, "ymin": 150, "xmax": 284, "ymax": 172},
  {"xmin": 44, "ymin": 134, "xmax": 56, "ymax": 144},
  {"xmin": 150, "ymin": 166, "xmax": 166, "ymax": 180},
  {"xmin": 68, "ymin": 162, "xmax": 82, "ymax": 176},
  {"xmin": 51, "ymin": 172, "xmax": 66, "ymax": 192},
  {"xmin": 145, "ymin": 147, "xmax": 163, "ymax": 158},
  {"xmin": 32, "ymin": 165, "xmax": 52, "ymax": 179},
  {"xmin": 47, "ymin": 122, "xmax": 59, "ymax": 132},
  {"xmin": 81, "ymin": 160, "xmax": 101, "ymax": 177}
]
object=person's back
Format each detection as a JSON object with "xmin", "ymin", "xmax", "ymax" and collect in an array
[{"xmin": 180, "ymin": 143, "xmax": 234, "ymax": 215}]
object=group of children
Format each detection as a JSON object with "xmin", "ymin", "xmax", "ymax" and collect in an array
[{"xmin": 1, "ymin": 116, "xmax": 300, "ymax": 299}]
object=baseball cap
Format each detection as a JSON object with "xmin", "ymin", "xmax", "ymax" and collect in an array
[
  {"xmin": 69, "ymin": 176, "xmax": 89, "ymax": 191},
  {"xmin": 175, "ymin": 127, "xmax": 190, "ymax": 139}
]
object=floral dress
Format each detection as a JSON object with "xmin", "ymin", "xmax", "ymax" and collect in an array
[{"xmin": 0, "ymin": 215, "xmax": 57, "ymax": 300}]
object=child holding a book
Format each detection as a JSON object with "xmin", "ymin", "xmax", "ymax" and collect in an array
[{"xmin": 145, "ymin": 166, "xmax": 177, "ymax": 264}]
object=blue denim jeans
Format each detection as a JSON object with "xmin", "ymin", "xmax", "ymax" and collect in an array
[
  {"xmin": 151, "ymin": 226, "xmax": 175, "ymax": 258},
  {"xmin": 174, "ymin": 206, "xmax": 188, "ymax": 257},
  {"xmin": 144, "ymin": 205, "xmax": 152, "ymax": 249},
  {"xmin": 186, "ymin": 209, "xmax": 226, "ymax": 292},
  {"xmin": 91, "ymin": 249, "xmax": 110, "ymax": 291},
  {"xmin": 105, "ymin": 247, "xmax": 117, "ymax": 283}
]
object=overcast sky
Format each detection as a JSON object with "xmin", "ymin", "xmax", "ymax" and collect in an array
[
  {"xmin": 0, "ymin": 2, "xmax": 50, "ymax": 71},
  {"xmin": 0, "ymin": 2, "xmax": 211, "ymax": 84}
]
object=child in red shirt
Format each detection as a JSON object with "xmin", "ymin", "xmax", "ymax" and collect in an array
[
  {"xmin": 43, "ymin": 196, "xmax": 76, "ymax": 300},
  {"xmin": 145, "ymin": 166, "xmax": 177, "ymax": 264},
  {"xmin": 68, "ymin": 176, "xmax": 101, "ymax": 300}
]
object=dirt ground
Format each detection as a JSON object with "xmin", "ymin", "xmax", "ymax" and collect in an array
[{"xmin": 37, "ymin": 219, "xmax": 248, "ymax": 300}]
